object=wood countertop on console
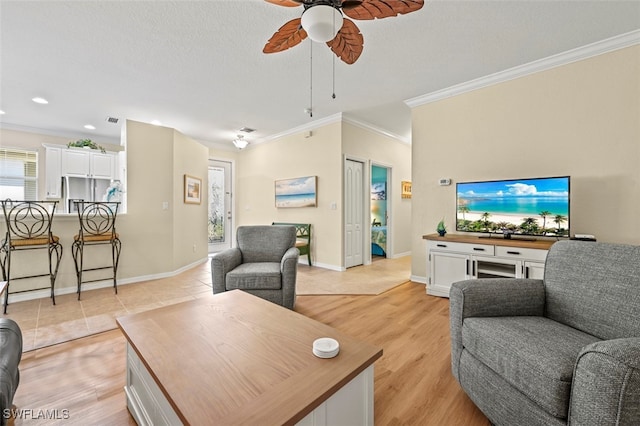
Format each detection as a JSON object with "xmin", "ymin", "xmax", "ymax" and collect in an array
[
  {"xmin": 423, "ymin": 233, "xmax": 556, "ymax": 250},
  {"xmin": 117, "ymin": 289, "xmax": 383, "ymax": 425}
]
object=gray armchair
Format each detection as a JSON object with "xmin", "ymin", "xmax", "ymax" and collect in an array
[
  {"xmin": 450, "ymin": 240, "xmax": 640, "ymax": 426},
  {"xmin": 211, "ymin": 225, "xmax": 299, "ymax": 309}
]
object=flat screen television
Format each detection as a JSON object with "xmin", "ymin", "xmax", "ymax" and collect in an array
[{"xmin": 456, "ymin": 176, "xmax": 570, "ymax": 239}]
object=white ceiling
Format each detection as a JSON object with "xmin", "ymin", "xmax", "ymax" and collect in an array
[{"xmin": 1, "ymin": 1, "xmax": 639, "ymax": 148}]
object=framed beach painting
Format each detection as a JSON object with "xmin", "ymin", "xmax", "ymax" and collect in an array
[
  {"xmin": 184, "ymin": 174, "xmax": 202, "ymax": 204},
  {"xmin": 275, "ymin": 176, "xmax": 317, "ymax": 208}
]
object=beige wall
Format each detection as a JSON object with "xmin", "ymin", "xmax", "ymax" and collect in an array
[
  {"xmin": 232, "ymin": 120, "xmax": 413, "ymax": 269},
  {"xmin": 235, "ymin": 122, "xmax": 344, "ymax": 268},
  {"xmin": 172, "ymin": 130, "xmax": 209, "ymax": 269},
  {"xmin": 411, "ymin": 45, "xmax": 640, "ymax": 280},
  {"xmin": 342, "ymin": 122, "xmax": 413, "ymax": 257}
]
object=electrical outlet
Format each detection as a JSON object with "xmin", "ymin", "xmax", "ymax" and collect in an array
[{"xmin": 192, "ymin": 244, "xmax": 197, "ymax": 252}]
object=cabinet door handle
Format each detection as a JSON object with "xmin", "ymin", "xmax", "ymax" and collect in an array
[
  {"xmin": 473, "ymin": 247, "xmax": 485, "ymax": 251},
  {"xmin": 472, "ymin": 260, "xmax": 476, "ymax": 276},
  {"xmin": 436, "ymin": 244, "xmax": 447, "ymax": 248},
  {"xmin": 507, "ymin": 250, "xmax": 521, "ymax": 255},
  {"xmin": 466, "ymin": 259, "xmax": 469, "ymax": 275},
  {"xmin": 525, "ymin": 266, "xmax": 530, "ymax": 278}
]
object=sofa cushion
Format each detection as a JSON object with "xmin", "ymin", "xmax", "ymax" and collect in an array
[
  {"xmin": 544, "ymin": 240, "xmax": 640, "ymax": 340},
  {"xmin": 226, "ymin": 262, "xmax": 282, "ymax": 290},
  {"xmin": 462, "ymin": 316, "xmax": 600, "ymax": 419}
]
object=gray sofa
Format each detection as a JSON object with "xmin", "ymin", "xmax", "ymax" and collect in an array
[
  {"xmin": 0, "ymin": 318, "xmax": 22, "ymax": 426},
  {"xmin": 211, "ymin": 225, "xmax": 299, "ymax": 309},
  {"xmin": 450, "ymin": 240, "xmax": 640, "ymax": 426}
]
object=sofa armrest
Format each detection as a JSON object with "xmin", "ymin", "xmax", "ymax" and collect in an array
[
  {"xmin": 449, "ymin": 279, "xmax": 545, "ymax": 381},
  {"xmin": 0, "ymin": 319, "xmax": 22, "ymax": 426},
  {"xmin": 569, "ymin": 337, "xmax": 640, "ymax": 425},
  {"xmin": 210, "ymin": 248, "xmax": 242, "ymax": 293},
  {"xmin": 281, "ymin": 247, "xmax": 300, "ymax": 272},
  {"xmin": 281, "ymin": 247, "xmax": 300, "ymax": 309}
]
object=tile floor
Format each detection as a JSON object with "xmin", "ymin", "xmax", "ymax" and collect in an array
[{"xmin": 4, "ymin": 261, "xmax": 213, "ymax": 352}]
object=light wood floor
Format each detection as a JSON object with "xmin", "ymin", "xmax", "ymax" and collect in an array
[{"xmin": 12, "ymin": 261, "xmax": 489, "ymax": 425}]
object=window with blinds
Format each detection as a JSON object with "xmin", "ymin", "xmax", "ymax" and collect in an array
[{"xmin": 0, "ymin": 148, "xmax": 38, "ymax": 201}]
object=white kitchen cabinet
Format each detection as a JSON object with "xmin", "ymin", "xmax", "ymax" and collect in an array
[
  {"xmin": 424, "ymin": 234, "xmax": 555, "ymax": 298},
  {"xmin": 44, "ymin": 145, "xmax": 62, "ymax": 198},
  {"xmin": 90, "ymin": 152, "xmax": 115, "ymax": 179},
  {"xmin": 62, "ymin": 148, "xmax": 116, "ymax": 179}
]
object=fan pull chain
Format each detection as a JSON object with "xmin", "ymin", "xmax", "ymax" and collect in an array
[
  {"xmin": 309, "ymin": 40, "xmax": 313, "ymax": 118},
  {"xmin": 332, "ymin": 52, "xmax": 336, "ymax": 99},
  {"xmin": 332, "ymin": 10, "xmax": 336, "ymax": 100}
]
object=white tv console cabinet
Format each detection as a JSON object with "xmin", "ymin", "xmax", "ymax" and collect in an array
[{"xmin": 423, "ymin": 233, "xmax": 556, "ymax": 298}]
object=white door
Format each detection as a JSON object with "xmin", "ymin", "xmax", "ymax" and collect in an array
[
  {"xmin": 208, "ymin": 160, "xmax": 233, "ymax": 253},
  {"xmin": 345, "ymin": 159, "xmax": 364, "ymax": 268}
]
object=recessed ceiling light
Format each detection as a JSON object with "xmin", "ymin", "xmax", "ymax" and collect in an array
[
  {"xmin": 84, "ymin": 124, "xmax": 96, "ymax": 130},
  {"xmin": 32, "ymin": 97, "xmax": 48, "ymax": 104},
  {"xmin": 151, "ymin": 120, "xmax": 162, "ymax": 126},
  {"xmin": 0, "ymin": 110, "xmax": 5, "ymax": 115}
]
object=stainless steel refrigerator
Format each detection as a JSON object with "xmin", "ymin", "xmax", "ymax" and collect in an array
[{"xmin": 63, "ymin": 176, "xmax": 112, "ymax": 213}]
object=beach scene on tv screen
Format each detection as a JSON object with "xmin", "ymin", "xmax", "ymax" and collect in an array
[{"xmin": 456, "ymin": 177, "xmax": 570, "ymax": 237}]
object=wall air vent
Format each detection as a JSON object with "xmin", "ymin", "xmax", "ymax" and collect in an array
[
  {"xmin": 105, "ymin": 117, "xmax": 119, "ymax": 124},
  {"xmin": 239, "ymin": 127, "xmax": 255, "ymax": 133}
]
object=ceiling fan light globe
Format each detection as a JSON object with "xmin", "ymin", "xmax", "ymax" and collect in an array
[
  {"xmin": 233, "ymin": 136, "xmax": 249, "ymax": 149},
  {"xmin": 301, "ymin": 5, "xmax": 343, "ymax": 43}
]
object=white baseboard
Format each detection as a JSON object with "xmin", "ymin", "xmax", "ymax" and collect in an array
[
  {"xmin": 410, "ymin": 275, "xmax": 427, "ymax": 285},
  {"xmin": 309, "ymin": 262, "xmax": 345, "ymax": 272},
  {"xmin": 392, "ymin": 251, "xmax": 411, "ymax": 259}
]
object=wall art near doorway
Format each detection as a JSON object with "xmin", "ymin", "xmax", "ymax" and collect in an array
[
  {"xmin": 184, "ymin": 174, "xmax": 202, "ymax": 204},
  {"xmin": 275, "ymin": 176, "xmax": 317, "ymax": 208},
  {"xmin": 401, "ymin": 181, "xmax": 412, "ymax": 199}
]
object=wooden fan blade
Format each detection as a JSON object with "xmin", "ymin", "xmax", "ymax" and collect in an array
[
  {"xmin": 327, "ymin": 18, "xmax": 364, "ymax": 65},
  {"xmin": 264, "ymin": 0, "xmax": 303, "ymax": 7},
  {"xmin": 263, "ymin": 18, "xmax": 308, "ymax": 54},
  {"xmin": 343, "ymin": 0, "xmax": 424, "ymax": 20}
]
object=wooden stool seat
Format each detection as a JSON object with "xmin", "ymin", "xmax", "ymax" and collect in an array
[
  {"xmin": 73, "ymin": 233, "xmax": 118, "ymax": 243},
  {"xmin": 8, "ymin": 235, "xmax": 60, "ymax": 247}
]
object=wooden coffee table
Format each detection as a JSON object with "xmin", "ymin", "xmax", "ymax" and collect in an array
[{"xmin": 116, "ymin": 290, "xmax": 383, "ymax": 425}]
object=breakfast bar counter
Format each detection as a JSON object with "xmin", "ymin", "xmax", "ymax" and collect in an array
[{"xmin": 116, "ymin": 289, "xmax": 383, "ymax": 425}]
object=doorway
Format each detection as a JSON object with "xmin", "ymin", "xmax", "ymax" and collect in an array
[
  {"xmin": 344, "ymin": 159, "xmax": 364, "ymax": 268},
  {"xmin": 208, "ymin": 160, "xmax": 233, "ymax": 254},
  {"xmin": 371, "ymin": 164, "xmax": 390, "ymax": 259}
]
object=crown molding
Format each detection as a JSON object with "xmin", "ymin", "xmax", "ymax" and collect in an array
[
  {"xmin": 253, "ymin": 112, "xmax": 410, "ymax": 146},
  {"xmin": 255, "ymin": 113, "xmax": 343, "ymax": 145},
  {"xmin": 406, "ymin": 29, "xmax": 640, "ymax": 108},
  {"xmin": 342, "ymin": 115, "xmax": 410, "ymax": 145}
]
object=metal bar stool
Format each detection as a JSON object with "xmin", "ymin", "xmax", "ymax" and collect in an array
[
  {"xmin": 0, "ymin": 200, "xmax": 63, "ymax": 314},
  {"xmin": 71, "ymin": 201, "xmax": 121, "ymax": 300}
]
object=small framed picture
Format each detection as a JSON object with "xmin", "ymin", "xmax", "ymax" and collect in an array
[
  {"xmin": 184, "ymin": 174, "xmax": 202, "ymax": 204},
  {"xmin": 401, "ymin": 181, "xmax": 412, "ymax": 199}
]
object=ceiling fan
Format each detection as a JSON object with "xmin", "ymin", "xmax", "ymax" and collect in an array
[{"xmin": 263, "ymin": 0, "xmax": 424, "ymax": 64}]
